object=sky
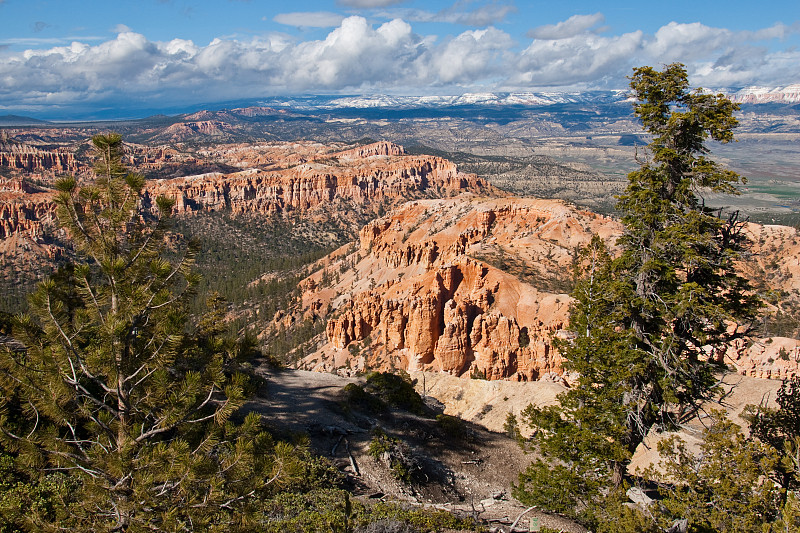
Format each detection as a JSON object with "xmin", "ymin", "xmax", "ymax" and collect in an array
[{"xmin": 1, "ymin": 0, "xmax": 799, "ymax": 118}]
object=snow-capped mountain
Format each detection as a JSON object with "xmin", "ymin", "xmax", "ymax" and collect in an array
[
  {"xmin": 257, "ymin": 91, "xmax": 630, "ymax": 110},
  {"xmin": 726, "ymin": 85, "xmax": 800, "ymax": 104},
  {"xmin": 255, "ymin": 87, "xmax": 798, "ymax": 111}
]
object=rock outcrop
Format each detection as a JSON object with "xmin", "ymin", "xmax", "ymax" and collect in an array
[
  {"xmin": 0, "ymin": 142, "xmax": 493, "ymax": 254},
  {"xmin": 145, "ymin": 145, "xmax": 486, "ymax": 216},
  {"xmin": 721, "ymin": 338, "xmax": 799, "ymax": 380},
  {"xmin": 301, "ymin": 197, "xmax": 611, "ymax": 381},
  {"xmin": 0, "ymin": 179, "xmax": 58, "ymax": 240},
  {"xmin": 334, "ymin": 141, "xmax": 405, "ymax": 159},
  {"xmin": 299, "ymin": 196, "xmax": 800, "ymax": 382},
  {"xmin": 0, "ymin": 138, "xmax": 78, "ymax": 174}
]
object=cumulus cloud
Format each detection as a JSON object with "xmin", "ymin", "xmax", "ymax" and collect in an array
[
  {"xmin": 0, "ymin": 15, "xmax": 797, "ymax": 115},
  {"xmin": 527, "ymin": 13, "xmax": 605, "ymax": 40},
  {"xmin": 273, "ymin": 12, "xmax": 346, "ymax": 28},
  {"xmin": 514, "ymin": 18, "xmax": 800, "ymax": 89},
  {"xmin": 515, "ymin": 30, "xmax": 644, "ymax": 87},
  {"xmin": 427, "ymin": 27, "xmax": 513, "ymax": 83},
  {"xmin": 112, "ymin": 24, "xmax": 133, "ymax": 34}
]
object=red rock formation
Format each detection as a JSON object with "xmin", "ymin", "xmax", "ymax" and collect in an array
[
  {"xmin": 145, "ymin": 152, "xmax": 490, "ymax": 216},
  {"xmin": 0, "ymin": 140, "xmax": 78, "ymax": 174},
  {"xmin": 0, "ymin": 182, "xmax": 57, "ymax": 240},
  {"xmin": 317, "ymin": 251, "xmax": 570, "ymax": 381},
  {"xmin": 0, "ymin": 143, "xmax": 493, "ymax": 251},
  {"xmin": 306, "ymin": 197, "xmax": 596, "ymax": 381},
  {"xmin": 303, "ymin": 196, "xmax": 800, "ymax": 382},
  {"xmin": 334, "ymin": 141, "xmax": 405, "ymax": 159},
  {"xmin": 163, "ymin": 120, "xmax": 232, "ymax": 138}
]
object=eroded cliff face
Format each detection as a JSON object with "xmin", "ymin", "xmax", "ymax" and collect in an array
[
  {"xmin": 145, "ymin": 145, "xmax": 486, "ymax": 216},
  {"xmin": 0, "ymin": 138, "xmax": 78, "ymax": 175},
  {"xmin": 0, "ymin": 178, "xmax": 58, "ymax": 240},
  {"xmin": 298, "ymin": 197, "xmax": 800, "ymax": 382},
  {"xmin": 0, "ymin": 142, "xmax": 492, "ymax": 262},
  {"xmin": 299, "ymin": 197, "xmax": 618, "ymax": 381}
]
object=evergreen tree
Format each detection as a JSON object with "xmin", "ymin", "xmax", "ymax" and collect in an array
[
  {"xmin": 747, "ymin": 375, "xmax": 800, "ymax": 522},
  {"xmin": 515, "ymin": 64, "xmax": 760, "ymax": 527},
  {"xmin": 650, "ymin": 412, "xmax": 783, "ymax": 532},
  {"xmin": 0, "ymin": 134, "xmax": 299, "ymax": 531}
]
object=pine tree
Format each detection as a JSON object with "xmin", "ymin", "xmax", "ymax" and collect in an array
[
  {"xmin": 0, "ymin": 134, "xmax": 299, "ymax": 531},
  {"xmin": 515, "ymin": 64, "xmax": 760, "ymax": 527}
]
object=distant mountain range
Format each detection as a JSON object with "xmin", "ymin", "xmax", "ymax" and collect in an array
[
  {"xmin": 0, "ymin": 115, "xmax": 51, "ymax": 126},
  {"xmin": 254, "ymin": 91, "xmax": 629, "ymax": 110},
  {"xmin": 726, "ymin": 85, "xmax": 800, "ymax": 104},
  {"xmin": 253, "ymin": 86, "xmax": 800, "ymax": 111},
  {"xmin": 1, "ymin": 86, "xmax": 798, "ymax": 124}
]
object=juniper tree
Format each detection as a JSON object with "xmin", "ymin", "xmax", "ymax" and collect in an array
[
  {"xmin": 650, "ymin": 412, "xmax": 783, "ymax": 532},
  {"xmin": 515, "ymin": 64, "xmax": 760, "ymax": 527},
  {"xmin": 0, "ymin": 134, "xmax": 299, "ymax": 531},
  {"xmin": 747, "ymin": 375, "xmax": 800, "ymax": 524}
]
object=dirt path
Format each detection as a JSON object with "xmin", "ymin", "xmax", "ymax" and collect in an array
[{"xmin": 245, "ymin": 366, "xmax": 587, "ymax": 532}]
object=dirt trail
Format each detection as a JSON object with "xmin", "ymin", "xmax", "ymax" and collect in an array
[
  {"xmin": 246, "ymin": 367, "xmax": 587, "ymax": 532},
  {"xmin": 246, "ymin": 366, "xmax": 780, "ymax": 532}
]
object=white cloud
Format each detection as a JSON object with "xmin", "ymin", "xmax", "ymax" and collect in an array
[
  {"xmin": 527, "ymin": 13, "xmax": 605, "ymax": 40},
  {"xmin": 644, "ymin": 22, "xmax": 732, "ymax": 63},
  {"xmin": 427, "ymin": 27, "xmax": 513, "ymax": 83},
  {"xmin": 0, "ymin": 15, "xmax": 797, "ymax": 115},
  {"xmin": 515, "ymin": 30, "xmax": 644, "ymax": 87},
  {"xmin": 279, "ymin": 17, "xmax": 423, "ymax": 88},
  {"xmin": 112, "ymin": 24, "xmax": 132, "ymax": 34},
  {"xmin": 274, "ymin": 12, "xmax": 346, "ymax": 28}
]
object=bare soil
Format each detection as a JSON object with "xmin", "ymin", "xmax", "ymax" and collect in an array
[
  {"xmin": 245, "ymin": 367, "xmax": 587, "ymax": 532},
  {"xmin": 245, "ymin": 366, "xmax": 781, "ymax": 532}
]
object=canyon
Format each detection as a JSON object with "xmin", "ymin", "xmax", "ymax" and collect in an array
[
  {"xmin": 0, "ymin": 134, "xmax": 79, "ymax": 176},
  {"xmin": 295, "ymin": 196, "xmax": 800, "ymax": 382},
  {"xmin": 0, "ymin": 141, "xmax": 491, "ymax": 263},
  {"xmin": 2, "ymin": 138, "xmax": 799, "ymax": 385}
]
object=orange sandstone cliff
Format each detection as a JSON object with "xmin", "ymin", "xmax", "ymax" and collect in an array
[
  {"xmin": 296, "ymin": 197, "xmax": 800, "ymax": 382},
  {"xmin": 0, "ymin": 142, "xmax": 493, "ymax": 263},
  {"xmin": 297, "ymin": 197, "xmax": 621, "ymax": 381}
]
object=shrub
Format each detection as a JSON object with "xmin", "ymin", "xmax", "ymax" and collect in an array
[
  {"xmin": 364, "ymin": 372, "xmax": 425, "ymax": 415},
  {"xmin": 258, "ymin": 489, "xmax": 482, "ymax": 532},
  {"xmin": 367, "ymin": 429, "xmax": 422, "ymax": 483},
  {"xmin": 504, "ymin": 412, "xmax": 522, "ymax": 441},
  {"xmin": 470, "ymin": 367, "xmax": 487, "ymax": 380},
  {"xmin": 436, "ymin": 414, "xmax": 466, "ymax": 440},
  {"xmin": 367, "ymin": 429, "xmax": 397, "ymax": 460},
  {"xmin": 342, "ymin": 383, "xmax": 387, "ymax": 413}
]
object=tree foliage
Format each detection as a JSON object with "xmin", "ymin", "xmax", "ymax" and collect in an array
[
  {"xmin": 650, "ymin": 412, "xmax": 784, "ymax": 532},
  {"xmin": 0, "ymin": 134, "xmax": 302, "ymax": 531},
  {"xmin": 747, "ymin": 376, "xmax": 800, "ymax": 514},
  {"xmin": 515, "ymin": 64, "xmax": 760, "ymax": 526}
]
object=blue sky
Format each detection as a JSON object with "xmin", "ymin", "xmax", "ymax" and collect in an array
[{"xmin": 1, "ymin": 0, "xmax": 798, "ymax": 117}]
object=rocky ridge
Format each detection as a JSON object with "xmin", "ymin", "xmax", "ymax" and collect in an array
[
  {"xmin": 145, "ymin": 142, "xmax": 484, "ymax": 216},
  {"xmin": 298, "ymin": 197, "xmax": 621, "ymax": 381},
  {"xmin": 0, "ymin": 135, "xmax": 78, "ymax": 175},
  {"xmin": 0, "ymin": 142, "xmax": 492, "ymax": 265},
  {"xmin": 296, "ymin": 197, "xmax": 800, "ymax": 382}
]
